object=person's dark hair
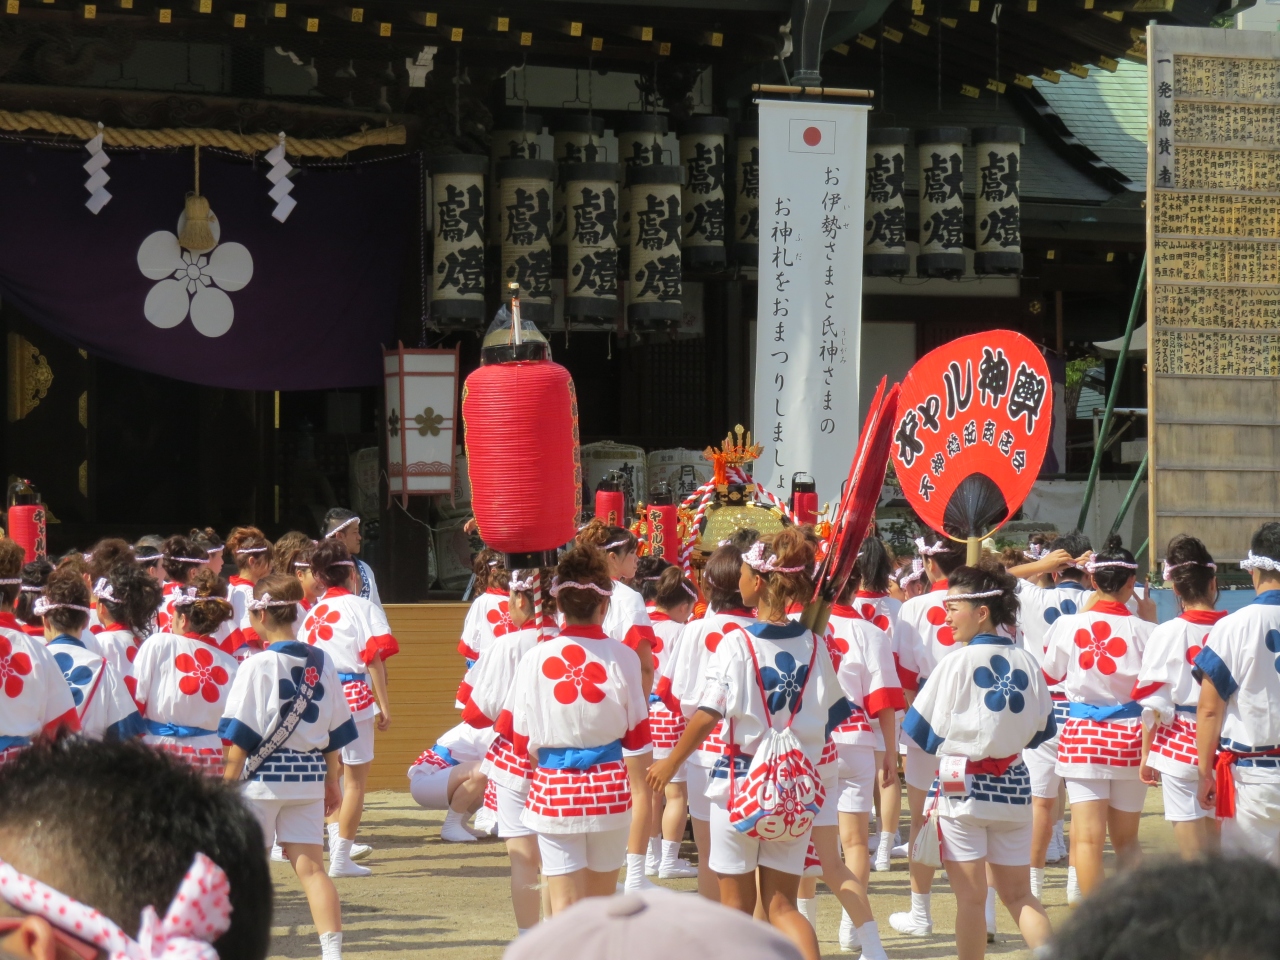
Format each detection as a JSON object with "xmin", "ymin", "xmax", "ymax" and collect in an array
[
  {"xmin": 948, "ymin": 560, "xmax": 1020, "ymax": 631},
  {"xmin": 748, "ymin": 527, "xmax": 816, "ymax": 613},
  {"xmin": 1092, "ymin": 534, "xmax": 1138, "ymax": 595},
  {"xmin": 554, "ymin": 546, "xmax": 612, "ymax": 622},
  {"xmin": 42, "ymin": 567, "xmax": 91, "ymax": 635},
  {"xmin": 1164, "ymin": 535, "xmax": 1216, "ymax": 606},
  {"xmin": 251, "ymin": 573, "xmax": 303, "ymax": 629},
  {"xmin": 577, "ymin": 518, "xmax": 637, "ymax": 558},
  {"xmin": 508, "ymin": 568, "xmax": 557, "ymax": 619},
  {"xmin": 175, "ymin": 568, "xmax": 233, "ymax": 636},
  {"xmin": 14, "ymin": 557, "xmax": 53, "ymax": 624},
  {"xmin": 161, "ymin": 536, "xmax": 206, "ymax": 584},
  {"xmin": 189, "ymin": 527, "xmax": 224, "ymax": 565},
  {"xmin": 87, "ymin": 538, "xmax": 136, "ymax": 581},
  {"xmin": 271, "ymin": 531, "xmax": 313, "ymax": 575},
  {"xmin": 99, "ymin": 564, "xmax": 163, "ymax": 637},
  {"xmin": 653, "ymin": 566, "xmax": 696, "ymax": 611},
  {"xmin": 322, "ymin": 507, "xmax": 359, "ymax": 538},
  {"xmin": 1047, "ymin": 530, "xmax": 1092, "ymax": 582},
  {"xmin": 472, "ymin": 548, "xmax": 498, "ymax": 593},
  {"xmin": 703, "ymin": 544, "xmax": 748, "ymax": 612},
  {"xmin": 726, "ymin": 528, "xmax": 760, "ymax": 554},
  {"xmin": 134, "ymin": 534, "xmax": 165, "ymax": 552},
  {"xmin": 1046, "ymin": 855, "xmax": 1280, "ymax": 960},
  {"xmin": 226, "ymin": 526, "xmax": 273, "ymax": 572},
  {"xmin": 921, "ymin": 536, "xmax": 967, "ymax": 577},
  {"xmin": 1250, "ymin": 521, "xmax": 1280, "ymax": 571},
  {"xmin": 857, "ymin": 537, "xmax": 893, "ymax": 594},
  {"xmin": 133, "ymin": 544, "xmax": 162, "ymax": 573},
  {"xmin": 55, "ymin": 552, "xmax": 90, "ymax": 584},
  {"xmin": 488, "ymin": 562, "xmax": 511, "ymax": 594},
  {"xmin": 998, "ymin": 546, "xmax": 1030, "ymax": 569},
  {"xmin": 635, "ymin": 556, "xmax": 672, "ymax": 603},
  {"xmin": 0, "ymin": 737, "xmax": 271, "ymax": 960},
  {"xmin": 310, "ymin": 539, "xmax": 354, "ymax": 590}
]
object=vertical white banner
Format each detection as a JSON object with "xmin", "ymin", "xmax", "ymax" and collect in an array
[{"xmin": 753, "ymin": 99, "xmax": 868, "ymax": 504}]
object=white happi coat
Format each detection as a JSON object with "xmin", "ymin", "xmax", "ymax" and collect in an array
[
  {"xmin": 226, "ymin": 576, "xmax": 262, "ymax": 656},
  {"xmin": 461, "ymin": 625, "xmax": 546, "ymax": 789},
  {"xmin": 502, "ymin": 624, "xmax": 650, "ymax": 833},
  {"xmin": 458, "ymin": 588, "xmax": 514, "ymax": 663},
  {"xmin": 603, "ymin": 580, "xmax": 657, "ymax": 654},
  {"xmin": 220, "ymin": 639, "xmax": 357, "ymax": 800},
  {"xmin": 1195, "ymin": 593, "xmax": 1280, "ymax": 786},
  {"xmin": 852, "ymin": 590, "xmax": 902, "ymax": 636},
  {"xmin": 133, "ymin": 631, "xmax": 239, "ymax": 755},
  {"xmin": 46, "ymin": 635, "xmax": 142, "ymax": 741},
  {"xmin": 155, "ymin": 582, "xmax": 245, "ymax": 658},
  {"xmin": 301, "ymin": 587, "xmax": 398, "ymax": 721},
  {"xmin": 0, "ymin": 613, "xmax": 78, "ymax": 754},
  {"xmin": 1044, "ymin": 601, "xmax": 1156, "ymax": 780},
  {"xmin": 409, "ymin": 720, "xmax": 498, "ymax": 775},
  {"xmin": 648, "ymin": 612, "xmax": 687, "ymax": 760},
  {"xmin": 826, "ymin": 606, "xmax": 905, "ymax": 750},
  {"xmin": 95, "ymin": 627, "xmax": 143, "ymax": 703},
  {"xmin": 903, "ymin": 634, "xmax": 1055, "ymax": 820},
  {"xmin": 664, "ymin": 607, "xmax": 755, "ymax": 768},
  {"xmin": 1138, "ymin": 610, "xmax": 1226, "ymax": 780},
  {"xmin": 895, "ymin": 582, "xmax": 962, "ymax": 692}
]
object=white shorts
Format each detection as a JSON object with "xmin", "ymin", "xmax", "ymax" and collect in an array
[
  {"xmin": 940, "ymin": 814, "xmax": 1033, "ymax": 866},
  {"xmin": 245, "ymin": 795, "xmax": 325, "ymax": 848},
  {"xmin": 1161, "ymin": 773, "xmax": 1213, "ymax": 822},
  {"xmin": 814, "ymin": 778, "xmax": 838, "ymax": 827},
  {"xmin": 537, "ymin": 826, "xmax": 629, "ymax": 875},
  {"xmin": 1065, "ymin": 776, "xmax": 1148, "ymax": 813},
  {"xmin": 905, "ymin": 742, "xmax": 939, "ymax": 793},
  {"xmin": 837, "ymin": 744, "xmax": 876, "ymax": 815},
  {"xmin": 497, "ymin": 781, "xmax": 534, "ymax": 838},
  {"xmin": 687, "ymin": 763, "xmax": 712, "ymax": 821},
  {"xmin": 1024, "ymin": 741, "xmax": 1062, "ymax": 800},
  {"xmin": 408, "ymin": 764, "xmax": 453, "ymax": 810},
  {"xmin": 707, "ymin": 800, "xmax": 811, "ymax": 876},
  {"xmin": 1222, "ymin": 779, "xmax": 1280, "ymax": 866},
  {"xmin": 341, "ymin": 716, "xmax": 375, "ymax": 766}
]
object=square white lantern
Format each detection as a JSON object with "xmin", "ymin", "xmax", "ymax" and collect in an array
[{"xmin": 384, "ymin": 343, "xmax": 459, "ymax": 505}]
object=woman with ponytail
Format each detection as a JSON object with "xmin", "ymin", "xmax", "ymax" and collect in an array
[
  {"xmin": 224, "ymin": 526, "xmax": 274, "ymax": 660},
  {"xmin": 1043, "ymin": 534, "xmax": 1156, "ymax": 895},
  {"xmin": 648, "ymin": 527, "xmax": 846, "ymax": 960},
  {"xmin": 93, "ymin": 564, "xmax": 163, "ymax": 701},
  {"xmin": 1135, "ymin": 535, "xmax": 1223, "ymax": 858},
  {"xmin": 133, "ymin": 567, "xmax": 240, "ymax": 776}
]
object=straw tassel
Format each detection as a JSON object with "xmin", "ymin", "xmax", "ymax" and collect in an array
[{"xmin": 178, "ymin": 145, "xmax": 217, "ymax": 253}]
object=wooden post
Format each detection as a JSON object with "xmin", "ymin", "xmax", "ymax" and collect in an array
[{"xmin": 967, "ymin": 535, "xmax": 982, "ymax": 566}]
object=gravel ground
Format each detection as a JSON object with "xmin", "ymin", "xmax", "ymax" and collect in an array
[{"xmin": 266, "ymin": 789, "xmax": 1177, "ymax": 960}]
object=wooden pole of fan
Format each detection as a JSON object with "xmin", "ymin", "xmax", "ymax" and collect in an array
[{"xmin": 967, "ymin": 536, "xmax": 982, "ymax": 566}]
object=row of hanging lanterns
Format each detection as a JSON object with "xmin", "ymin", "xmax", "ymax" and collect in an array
[{"xmin": 864, "ymin": 125, "xmax": 1023, "ymax": 279}]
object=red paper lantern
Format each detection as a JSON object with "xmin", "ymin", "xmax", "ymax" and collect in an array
[
  {"xmin": 7, "ymin": 505, "xmax": 46, "ymax": 564},
  {"xmin": 595, "ymin": 490, "xmax": 625, "ymax": 526},
  {"xmin": 647, "ymin": 504, "xmax": 679, "ymax": 563},
  {"xmin": 463, "ymin": 360, "xmax": 582, "ymax": 567}
]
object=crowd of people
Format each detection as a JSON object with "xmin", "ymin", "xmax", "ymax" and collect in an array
[{"xmin": 3, "ymin": 506, "xmax": 1280, "ymax": 960}]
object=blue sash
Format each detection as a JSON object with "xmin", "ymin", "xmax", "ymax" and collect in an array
[
  {"xmin": 1068, "ymin": 701, "xmax": 1142, "ymax": 721},
  {"xmin": 145, "ymin": 720, "xmax": 216, "ymax": 738},
  {"xmin": 538, "ymin": 740, "xmax": 623, "ymax": 770},
  {"xmin": 1176, "ymin": 704, "xmax": 1197, "ymax": 714},
  {"xmin": 1252, "ymin": 590, "xmax": 1280, "ymax": 606},
  {"xmin": 430, "ymin": 744, "xmax": 460, "ymax": 767},
  {"xmin": 0, "ymin": 735, "xmax": 29, "ymax": 751},
  {"xmin": 338, "ymin": 672, "xmax": 368, "ymax": 684}
]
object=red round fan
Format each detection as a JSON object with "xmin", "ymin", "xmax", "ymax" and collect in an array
[{"xmin": 894, "ymin": 331, "xmax": 1052, "ymax": 542}]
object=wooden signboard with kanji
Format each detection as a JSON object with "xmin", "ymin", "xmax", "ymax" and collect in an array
[{"xmin": 1147, "ymin": 25, "xmax": 1280, "ymax": 563}]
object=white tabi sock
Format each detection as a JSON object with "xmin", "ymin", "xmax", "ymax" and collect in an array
[
  {"xmin": 327, "ymin": 822, "xmax": 340, "ymax": 849},
  {"xmin": 1030, "ymin": 866, "xmax": 1045, "ymax": 900},
  {"xmin": 985, "ymin": 887, "xmax": 997, "ymax": 933},
  {"xmin": 319, "ymin": 931, "xmax": 342, "ymax": 960},
  {"xmin": 1066, "ymin": 865, "xmax": 1081, "ymax": 905},
  {"xmin": 660, "ymin": 839, "xmax": 680, "ymax": 872},
  {"xmin": 646, "ymin": 836, "xmax": 662, "ymax": 873},
  {"xmin": 625, "ymin": 853, "xmax": 648, "ymax": 892},
  {"xmin": 796, "ymin": 897, "xmax": 817, "ymax": 930},
  {"xmin": 856, "ymin": 921, "xmax": 889, "ymax": 960},
  {"xmin": 911, "ymin": 892, "xmax": 931, "ymax": 924}
]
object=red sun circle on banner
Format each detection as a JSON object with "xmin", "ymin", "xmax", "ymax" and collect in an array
[
  {"xmin": 803, "ymin": 126, "xmax": 823, "ymax": 146},
  {"xmin": 894, "ymin": 330, "xmax": 1053, "ymax": 542}
]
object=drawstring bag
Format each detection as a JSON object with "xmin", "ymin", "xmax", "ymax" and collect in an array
[
  {"xmin": 911, "ymin": 793, "xmax": 943, "ymax": 868},
  {"xmin": 728, "ymin": 633, "xmax": 825, "ymax": 842}
]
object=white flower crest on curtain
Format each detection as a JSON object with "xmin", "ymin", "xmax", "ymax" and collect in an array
[{"xmin": 136, "ymin": 213, "xmax": 253, "ymax": 338}]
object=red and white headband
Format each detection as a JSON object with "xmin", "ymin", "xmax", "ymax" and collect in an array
[
  {"xmin": 1162, "ymin": 559, "xmax": 1216, "ymax": 580},
  {"xmin": 32, "ymin": 597, "xmax": 91, "ymax": 617},
  {"xmin": 915, "ymin": 536, "xmax": 950, "ymax": 557},
  {"xmin": 742, "ymin": 541, "xmax": 805, "ymax": 574},
  {"xmin": 550, "ymin": 578, "xmax": 612, "ymax": 597},
  {"xmin": 171, "ymin": 587, "xmax": 220, "ymax": 608},
  {"xmin": 898, "ymin": 557, "xmax": 926, "ymax": 587},
  {"xmin": 0, "ymin": 851, "xmax": 231, "ymax": 960},
  {"xmin": 245, "ymin": 593, "xmax": 296, "ymax": 611},
  {"xmin": 1026, "ymin": 543, "xmax": 1047, "ymax": 560},
  {"xmin": 1240, "ymin": 551, "xmax": 1280, "ymax": 573},
  {"xmin": 92, "ymin": 577, "xmax": 118, "ymax": 603},
  {"xmin": 324, "ymin": 517, "xmax": 359, "ymax": 538}
]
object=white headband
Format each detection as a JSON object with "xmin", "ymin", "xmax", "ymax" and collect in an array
[
  {"xmin": 680, "ymin": 580, "xmax": 698, "ymax": 600},
  {"xmin": 510, "ymin": 574, "xmax": 539, "ymax": 593},
  {"xmin": 1085, "ymin": 559, "xmax": 1139, "ymax": 573},
  {"xmin": 293, "ymin": 562, "xmax": 310, "ymax": 569},
  {"xmin": 332, "ymin": 560, "xmax": 355, "ymax": 567},
  {"xmin": 19, "ymin": 584, "xmax": 42, "ymax": 592},
  {"xmin": 0, "ymin": 578, "xmax": 20, "ymax": 585},
  {"xmin": 915, "ymin": 536, "xmax": 950, "ymax": 557},
  {"xmin": 1162, "ymin": 559, "xmax": 1217, "ymax": 580},
  {"xmin": 742, "ymin": 541, "xmax": 806, "ymax": 574},
  {"xmin": 171, "ymin": 587, "xmax": 222, "ymax": 607},
  {"xmin": 32, "ymin": 597, "xmax": 92, "ymax": 617},
  {"xmin": 92, "ymin": 577, "xmax": 117, "ymax": 602},
  {"xmin": 550, "ymin": 578, "xmax": 613, "ymax": 597},
  {"xmin": 1026, "ymin": 543, "xmax": 1047, "ymax": 560},
  {"xmin": 1240, "ymin": 551, "xmax": 1280, "ymax": 573},
  {"xmin": 245, "ymin": 592, "xmax": 296, "ymax": 611},
  {"xmin": 171, "ymin": 556, "xmax": 210, "ymax": 565},
  {"xmin": 945, "ymin": 589, "xmax": 1004, "ymax": 602},
  {"xmin": 206, "ymin": 546, "xmax": 223, "ymax": 554},
  {"xmin": 899, "ymin": 557, "xmax": 926, "ymax": 586},
  {"xmin": 324, "ymin": 517, "xmax": 359, "ymax": 538},
  {"xmin": 602, "ymin": 538, "xmax": 631, "ymax": 551},
  {"xmin": 234, "ymin": 546, "xmax": 268, "ymax": 555}
]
